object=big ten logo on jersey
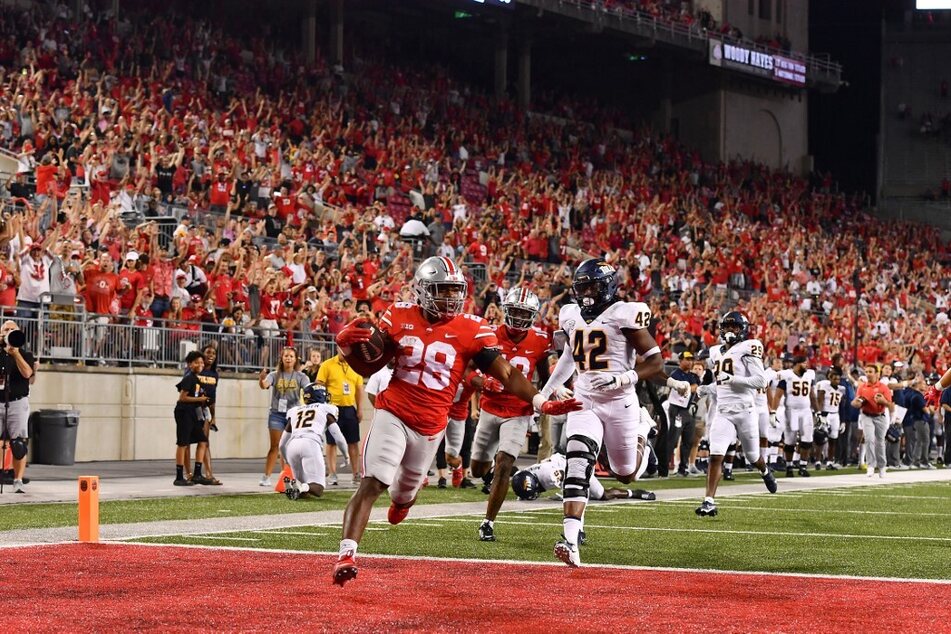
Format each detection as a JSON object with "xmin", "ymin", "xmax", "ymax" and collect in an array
[
  {"xmin": 572, "ymin": 328, "xmax": 609, "ymax": 372},
  {"xmin": 395, "ymin": 335, "xmax": 456, "ymax": 390},
  {"xmin": 290, "ymin": 407, "xmax": 318, "ymax": 429}
]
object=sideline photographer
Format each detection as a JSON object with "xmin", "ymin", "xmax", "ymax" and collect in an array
[{"xmin": 0, "ymin": 320, "xmax": 36, "ymax": 494}]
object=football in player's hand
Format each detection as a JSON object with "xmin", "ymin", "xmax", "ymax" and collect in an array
[
  {"xmin": 351, "ymin": 321, "xmax": 388, "ymax": 365},
  {"xmin": 347, "ymin": 321, "xmax": 392, "ymax": 376}
]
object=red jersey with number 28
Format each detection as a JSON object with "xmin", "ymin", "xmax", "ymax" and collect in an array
[
  {"xmin": 480, "ymin": 326, "xmax": 550, "ymax": 419},
  {"xmin": 375, "ymin": 303, "xmax": 499, "ymax": 435}
]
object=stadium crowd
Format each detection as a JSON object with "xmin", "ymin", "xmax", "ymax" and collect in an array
[{"xmin": 0, "ymin": 1, "xmax": 948, "ymax": 382}]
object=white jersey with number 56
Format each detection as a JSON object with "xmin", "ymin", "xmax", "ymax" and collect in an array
[{"xmin": 558, "ymin": 301, "xmax": 651, "ymax": 399}]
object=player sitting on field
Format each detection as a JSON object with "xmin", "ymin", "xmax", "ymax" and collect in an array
[{"xmin": 279, "ymin": 384, "xmax": 350, "ymax": 500}]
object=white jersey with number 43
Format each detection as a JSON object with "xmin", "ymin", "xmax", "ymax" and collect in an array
[
  {"xmin": 284, "ymin": 402, "xmax": 340, "ymax": 444},
  {"xmin": 708, "ymin": 339, "xmax": 766, "ymax": 411},
  {"xmin": 778, "ymin": 369, "xmax": 816, "ymax": 410},
  {"xmin": 559, "ymin": 301, "xmax": 652, "ymax": 399}
]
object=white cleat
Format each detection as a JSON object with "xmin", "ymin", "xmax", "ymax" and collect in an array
[{"xmin": 554, "ymin": 539, "xmax": 581, "ymax": 568}]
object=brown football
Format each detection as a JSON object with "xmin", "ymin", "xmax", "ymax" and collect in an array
[{"xmin": 344, "ymin": 321, "xmax": 391, "ymax": 376}]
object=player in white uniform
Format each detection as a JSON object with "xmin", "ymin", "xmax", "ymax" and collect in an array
[
  {"xmin": 814, "ymin": 369, "xmax": 846, "ymax": 470},
  {"xmin": 279, "ymin": 384, "xmax": 349, "ymax": 499},
  {"xmin": 696, "ymin": 312, "xmax": 778, "ymax": 517},
  {"xmin": 772, "ymin": 356, "xmax": 819, "ymax": 477},
  {"xmin": 539, "ymin": 259, "xmax": 679, "ymax": 567},
  {"xmin": 513, "ymin": 450, "xmax": 656, "ymax": 550}
]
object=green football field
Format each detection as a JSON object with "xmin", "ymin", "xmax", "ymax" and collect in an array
[
  {"xmin": 126, "ymin": 479, "xmax": 951, "ymax": 580},
  {"xmin": 3, "ymin": 468, "xmax": 830, "ymax": 531}
]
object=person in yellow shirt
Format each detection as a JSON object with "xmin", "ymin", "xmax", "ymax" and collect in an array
[{"xmin": 317, "ymin": 352, "xmax": 365, "ymax": 485}]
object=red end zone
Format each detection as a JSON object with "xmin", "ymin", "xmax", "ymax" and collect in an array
[{"xmin": 2, "ymin": 543, "xmax": 949, "ymax": 632}]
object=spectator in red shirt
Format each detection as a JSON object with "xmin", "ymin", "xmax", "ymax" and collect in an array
[{"xmin": 83, "ymin": 252, "xmax": 119, "ymax": 360}]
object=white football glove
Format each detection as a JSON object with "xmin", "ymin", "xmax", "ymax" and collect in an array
[
  {"xmin": 666, "ymin": 377, "xmax": 690, "ymax": 397},
  {"xmin": 769, "ymin": 412, "xmax": 780, "ymax": 429},
  {"xmin": 551, "ymin": 385, "xmax": 574, "ymax": 401},
  {"xmin": 588, "ymin": 370, "xmax": 638, "ymax": 392},
  {"xmin": 716, "ymin": 373, "xmax": 734, "ymax": 386}
]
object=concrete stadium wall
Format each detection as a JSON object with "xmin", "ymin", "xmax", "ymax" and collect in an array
[
  {"xmin": 29, "ymin": 367, "xmax": 373, "ymax": 463},
  {"xmin": 669, "ymin": 80, "xmax": 808, "ymax": 173},
  {"xmin": 722, "ymin": 83, "xmax": 808, "ymax": 172}
]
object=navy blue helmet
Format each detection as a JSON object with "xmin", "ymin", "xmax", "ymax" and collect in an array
[
  {"xmin": 572, "ymin": 258, "xmax": 619, "ymax": 319},
  {"xmin": 511, "ymin": 470, "xmax": 543, "ymax": 500},
  {"xmin": 719, "ymin": 311, "xmax": 750, "ymax": 346},
  {"xmin": 302, "ymin": 383, "xmax": 329, "ymax": 405}
]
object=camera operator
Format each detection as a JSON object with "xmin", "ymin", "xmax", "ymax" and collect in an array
[{"xmin": 0, "ymin": 320, "xmax": 36, "ymax": 494}]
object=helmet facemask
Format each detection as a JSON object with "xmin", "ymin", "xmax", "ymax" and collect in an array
[
  {"xmin": 573, "ymin": 279, "xmax": 609, "ymax": 316},
  {"xmin": 503, "ymin": 305, "xmax": 537, "ymax": 331},
  {"xmin": 416, "ymin": 280, "xmax": 467, "ymax": 320}
]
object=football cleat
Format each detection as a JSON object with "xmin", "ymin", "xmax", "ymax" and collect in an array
[
  {"xmin": 798, "ymin": 466, "xmax": 811, "ymax": 477},
  {"xmin": 283, "ymin": 477, "xmax": 300, "ymax": 501},
  {"xmin": 332, "ymin": 555, "xmax": 357, "ymax": 587},
  {"xmin": 387, "ymin": 499, "xmax": 415, "ymax": 525},
  {"xmin": 631, "ymin": 489, "xmax": 656, "ymax": 500},
  {"xmin": 478, "ymin": 520, "xmax": 496, "ymax": 542},
  {"xmin": 451, "ymin": 467, "xmax": 465, "ymax": 488},
  {"xmin": 459, "ymin": 478, "xmax": 477, "ymax": 489},
  {"xmin": 761, "ymin": 467, "xmax": 778, "ymax": 494},
  {"xmin": 695, "ymin": 499, "xmax": 718, "ymax": 517},
  {"xmin": 785, "ymin": 467, "xmax": 795, "ymax": 478},
  {"xmin": 722, "ymin": 470, "xmax": 735, "ymax": 481},
  {"xmin": 826, "ymin": 462, "xmax": 839, "ymax": 471},
  {"xmin": 578, "ymin": 530, "xmax": 587, "ymax": 546},
  {"xmin": 437, "ymin": 477, "xmax": 447, "ymax": 489},
  {"xmin": 554, "ymin": 538, "xmax": 581, "ymax": 568}
]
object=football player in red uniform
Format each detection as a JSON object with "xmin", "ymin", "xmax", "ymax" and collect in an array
[
  {"xmin": 331, "ymin": 257, "xmax": 580, "ymax": 586},
  {"xmin": 471, "ymin": 288, "xmax": 551, "ymax": 542}
]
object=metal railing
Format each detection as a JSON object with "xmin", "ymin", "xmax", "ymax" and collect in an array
[
  {"xmin": 530, "ymin": 0, "xmax": 842, "ymax": 85},
  {"xmin": 1, "ymin": 307, "xmax": 337, "ymax": 372}
]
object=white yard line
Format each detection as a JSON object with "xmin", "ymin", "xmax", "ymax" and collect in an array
[
  {"xmin": 105, "ymin": 541, "xmax": 951, "ymax": 585},
  {"xmin": 409, "ymin": 517, "xmax": 951, "ymax": 542}
]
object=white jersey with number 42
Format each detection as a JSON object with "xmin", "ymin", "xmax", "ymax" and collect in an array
[
  {"xmin": 284, "ymin": 402, "xmax": 340, "ymax": 444},
  {"xmin": 559, "ymin": 301, "xmax": 652, "ymax": 399}
]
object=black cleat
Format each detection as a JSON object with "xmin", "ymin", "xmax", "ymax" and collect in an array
[
  {"xmin": 478, "ymin": 520, "xmax": 496, "ymax": 542},
  {"xmin": 695, "ymin": 499, "xmax": 718, "ymax": 517},
  {"xmin": 785, "ymin": 467, "xmax": 795, "ymax": 478},
  {"xmin": 723, "ymin": 470, "xmax": 735, "ymax": 481},
  {"xmin": 459, "ymin": 478, "xmax": 477, "ymax": 489},
  {"xmin": 578, "ymin": 530, "xmax": 587, "ymax": 546},
  {"xmin": 798, "ymin": 466, "xmax": 811, "ymax": 477},
  {"xmin": 632, "ymin": 489, "xmax": 656, "ymax": 501},
  {"xmin": 762, "ymin": 467, "xmax": 778, "ymax": 494},
  {"xmin": 437, "ymin": 477, "xmax": 447, "ymax": 489}
]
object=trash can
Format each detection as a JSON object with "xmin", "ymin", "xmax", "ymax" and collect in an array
[{"xmin": 29, "ymin": 410, "xmax": 80, "ymax": 466}]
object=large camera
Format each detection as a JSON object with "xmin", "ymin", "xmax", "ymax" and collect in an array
[{"xmin": 4, "ymin": 329, "xmax": 25, "ymax": 349}]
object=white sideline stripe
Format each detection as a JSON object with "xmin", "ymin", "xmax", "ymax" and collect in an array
[
  {"xmin": 252, "ymin": 531, "xmax": 328, "ymax": 537},
  {"xmin": 655, "ymin": 502, "xmax": 951, "ymax": 517},
  {"xmin": 183, "ymin": 535, "xmax": 260, "ymax": 542},
  {"xmin": 105, "ymin": 541, "xmax": 951, "ymax": 586},
  {"xmin": 410, "ymin": 518, "xmax": 951, "ymax": 542},
  {"xmin": 804, "ymin": 492, "xmax": 951, "ymax": 500}
]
